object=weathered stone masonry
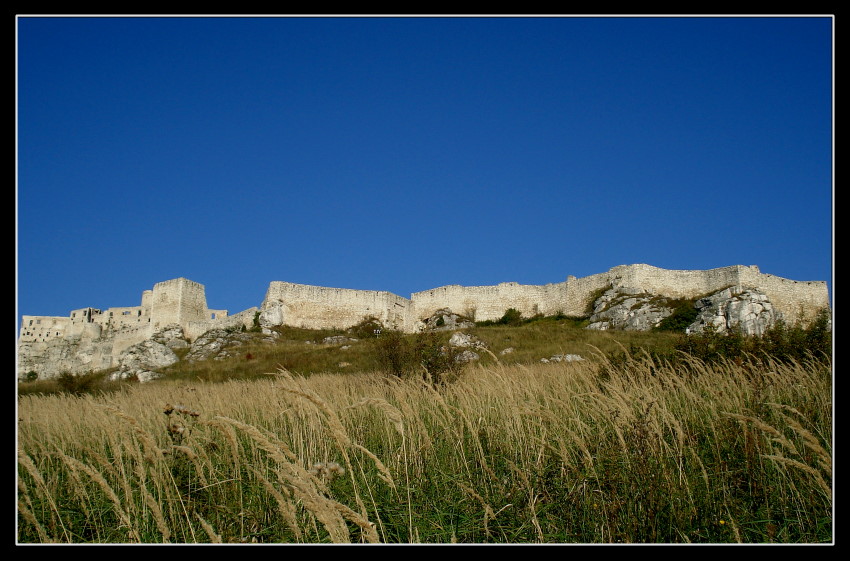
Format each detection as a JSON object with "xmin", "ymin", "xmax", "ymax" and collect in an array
[{"xmin": 17, "ymin": 264, "xmax": 830, "ymax": 379}]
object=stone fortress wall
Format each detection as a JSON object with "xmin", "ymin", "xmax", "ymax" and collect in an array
[
  {"xmin": 261, "ymin": 282, "xmax": 414, "ymax": 333},
  {"xmin": 18, "ymin": 264, "xmax": 831, "ymax": 356},
  {"xmin": 409, "ymin": 282, "xmax": 567, "ymax": 323},
  {"xmin": 18, "ymin": 277, "xmax": 249, "ymax": 346},
  {"xmin": 260, "ymin": 264, "xmax": 829, "ymax": 332}
]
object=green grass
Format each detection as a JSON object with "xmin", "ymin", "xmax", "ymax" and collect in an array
[
  {"xmin": 16, "ymin": 309, "xmax": 833, "ymax": 543},
  {"xmin": 17, "ymin": 351, "xmax": 832, "ymax": 543}
]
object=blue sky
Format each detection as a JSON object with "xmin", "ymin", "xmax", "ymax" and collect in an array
[{"xmin": 16, "ymin": 15, "xmax": 833, "ymax": 325}]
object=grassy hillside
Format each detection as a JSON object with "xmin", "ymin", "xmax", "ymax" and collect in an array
[
  {"xmin": 17, "ymin": 314, "xmax": 691, "ymax": 395},
  {"xmin": 17, "ymin": 310, "xmax": 833, "ymax": 543},
  {"xmin": 18, "ymin": 349, "xmax": 832, "ymax": 543}
]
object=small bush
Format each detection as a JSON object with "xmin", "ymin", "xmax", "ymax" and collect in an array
[
  {"xmin": 654, "ymin": 299, "xmax": 699, "ymax": 332},
  {"xmin": 498, "ymin": 308, "xmax": 523, "ymax": 326},
  {"xmin": 250, "ymin": 311, "xmax": 262, "ymax": 333},
  {"xmin": 413, "ymin": 331, "xmax": 465, "ymax": 386},
  {"xmin": 348, "ymin": 316, "xmax": 385, "ymax": 340},
  {"xmin": 372, "ymin": 330, "xmax": 465, "ymax": 385},
  {"xmin": 372, "ymin": 329, "xmax": 414, "ymax": 378},
  {"xmin": 674, "ymin": 309, "xmax": 832, "ymax": 365},
  {"xmin": 56, "ymin": 371, "xmax": 100, "ymax": 395}
]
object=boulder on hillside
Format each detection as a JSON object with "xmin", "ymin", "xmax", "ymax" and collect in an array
[
  {"xmin": 687, "ymin": 286, "xmax": 781, "ymax": 336},
  {"xmin": 185, "ymin": 329, "xmax": 278, "ymax": 362},
  {"xmin": 448, "ymin": 331, "xmax": 488, "ymax": 350},
  {"xmin": 586, "ymin": 287, "xmax": 674, "ymax": 331},
  {"xmin": 110, "ymin": 339, "xmax": 178, "ymax": 383},
  {"xmin": 421, "ymin": 309, "xmax": 476, "ymax": 332},
  {"xmin": 543, "ymin": 354, "xmax": 584, "ymax": 363},
  {"xmin": 150, "ymin": 323, "xmax": 190, "ymax": 350},
  {"xmin": 322, "ymin": 335, "xmax": 358, "ymax": 345}
]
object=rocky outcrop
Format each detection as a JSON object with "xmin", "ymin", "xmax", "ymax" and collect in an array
[
  {"xmin": 108, "ymin": 325, "xmax": 188, "ymax": 382},
  {"xmin": 110, "ymin": 339, "xmax": 179, "ymax": 383},
  {"xmin": 17, "ymin": 336, "xmax": 114, "ymax": 381},
  {"xmin": 421, "ymin": 309, "xmax": 476, "ymax": 332},
  {"xmin": 322, "ymin": 335, "xmax": 359, "ymax": 345},
  {"xmin": 541, "ymin": 354, "xmax": 584, "ymax": 363},
  {"xmin": 686, "ymin": 287, "xmax": 781, "ymax": 336},
  {"xmin": 586, "ymin": 287, "xmax": 674, "ymax": 331},
  {"xmin": 184, "ymin": 329, "xmax": 278, "ymax": 362},
  {"xmin": 151, "ymin": 324, "xmax": 190, "ymax": 350},
  {"xmin": 585, "ymin": 285, "xmax": 783, "ymax": 336},
  {"xmin": 448, "ymin": 331, "xmax": 487, "ymax": 350}
]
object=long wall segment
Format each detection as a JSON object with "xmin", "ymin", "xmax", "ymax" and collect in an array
[
  {"xmin": 261, "ymin": 281, "xmax": 413, "ymax": 332},
  {"xmin": 410, "ymin": 282, "xmax": 567, "ymax": 323},
  {"xmin": 18, "ymin": 264, "xmax": 831, "ymax": 379}
]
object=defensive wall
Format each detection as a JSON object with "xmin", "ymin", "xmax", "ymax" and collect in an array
[
  {"xmin": 409, "ymin": 281, "xmax": 567, "ymax": 323},
  {"xmin": 257, "ymin": 264, "xmax": 829, "ymax": 333},
  {"xmin": 261, "ymin": 282, "xmax": 413, "ymax": 332},
  {"xmin": 18, "ymin": 277, "xmax": 246, "ymax": 346},
  {"xmin": 19, "ymin": 264, "xmax": 831, "ymax": 354}
]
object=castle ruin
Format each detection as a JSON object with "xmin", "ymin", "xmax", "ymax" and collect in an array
[{"xmin": 17, "ymin": 264, "xmax": 830, "ymax": 379}]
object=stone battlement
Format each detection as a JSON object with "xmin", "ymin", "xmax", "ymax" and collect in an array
[
  {"xmin": 19, "ymin": 264, "xmax": 830, "ymax": 343},
  {"xmin": 17, "ymin": 264, "xmax": 830, "ymax": 379},
  {"xmin": 259, "ymin": 264, "xmax": 828, "ymax": 331}
]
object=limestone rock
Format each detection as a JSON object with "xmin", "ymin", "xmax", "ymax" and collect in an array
[
  {"xmin": 185, "ymin": 329, "xmax": 277, "ymax": 362},
  {"xmin": 687, "ymin": 286, "xmax": 781, "ymax": 336},
  {"xmin": 111, "ymin": 339, "xmax": 178, "ymax": 382},
  {"xmin": 586, "ymin": 287, "xmax": 674, "ymax": 331},
  {"xmin": 17, "ymin": 336, "xmax": 114, "ymax": 380},
  {"xmin": 150, "ymin": 324, "xmax": 186, "ymax": 345},
  {"xmin": 454, "ymin": 349, "xmax": 480, "ymax": 363},
  {"xmin": 448, "ymin": 332, "xmax": 487, "ymax": 349},
  {"xmin": 421, "ymin": 309, "xmax": 475, "ymax": 332},
  {"xmin": 322, "ymin": 335, "xmax": 358, "ymax": 345},
  {"xmin": 547, "ymin": 354, "xmax": 584, "ymax": 363}
]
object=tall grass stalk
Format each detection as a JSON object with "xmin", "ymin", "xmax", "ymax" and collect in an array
[{"xmin": 18, "ymin": 351, "xmax": 831, "ymax": 543}]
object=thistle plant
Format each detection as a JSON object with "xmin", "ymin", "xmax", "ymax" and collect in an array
[{"xmin": 163, "ymin": 403, "xmax": 200, "ymax": 446}]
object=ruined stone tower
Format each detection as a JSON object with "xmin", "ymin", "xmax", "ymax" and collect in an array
[{"xmin": 149, "ymin": 278, "xmax": 209, "ymax": 332}]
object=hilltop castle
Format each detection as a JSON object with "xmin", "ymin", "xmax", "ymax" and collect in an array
[{"xmin": 17, "ymin": 264, "xmax": 830, "ymax": 378}]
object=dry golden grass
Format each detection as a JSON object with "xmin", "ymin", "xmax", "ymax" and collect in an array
[{"xmin": 17, "ymin": 352, "xmax": 832, "ymax": 543}]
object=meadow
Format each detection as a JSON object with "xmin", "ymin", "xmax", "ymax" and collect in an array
[{"xmin": 17, "ymin": 315, "xmax": 833, "ymax": 544}]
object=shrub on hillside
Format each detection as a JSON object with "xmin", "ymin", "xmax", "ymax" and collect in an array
[
  {"xmin": 674, "ymin": 308, "xmax": 832, "ymax": 365},
  {"xmin": 654, "ymin": 299, "xmax": 700, "ymax": 333},
  {"xmin": 348, "ymin": 316, "xmax": 385, "ymax": 340},
  {"xmin": 56, "ymin": 371, "xmax": 100, "ymax": 395},
  {"xmin": 373, "ymin": 330, "xmax": 465, "ymax": 385}
]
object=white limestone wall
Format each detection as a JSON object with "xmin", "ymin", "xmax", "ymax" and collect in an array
[
  {"xmin": 262, "ymin": 282, "xmax": 413, "ymax": 332},
  {"xmin": 96, "ymin": 306, "xmax": 149, "ymax": 330},
  {"xmin": 184, "ymin": 307, "xmax": 258, "ymax": 341},
  {"xmin": 17, "ymin": 266, "xmax": 833, "ymax": 380},
  {"xmin": 562, "ymin": 272, "xmax": 618, "ymax": 317},
  {"xmin": 609, "ymin": 264, "xmax": 747, "ymax": 299},
  {"xmin": 737, "ymin": 268, "xmax": 830, "ymax": 323},
  {"xmin": 604, "ymin": 264, "xmax": 829, "ymax": 322},
  {"xmin": 410, "ymin": 282, "xmax": 566, "ymax": 323}
]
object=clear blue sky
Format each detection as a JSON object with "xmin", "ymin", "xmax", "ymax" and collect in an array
[{"xmin": 16, "ymin": 15, "xmax": 833, "ymax": 325}]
